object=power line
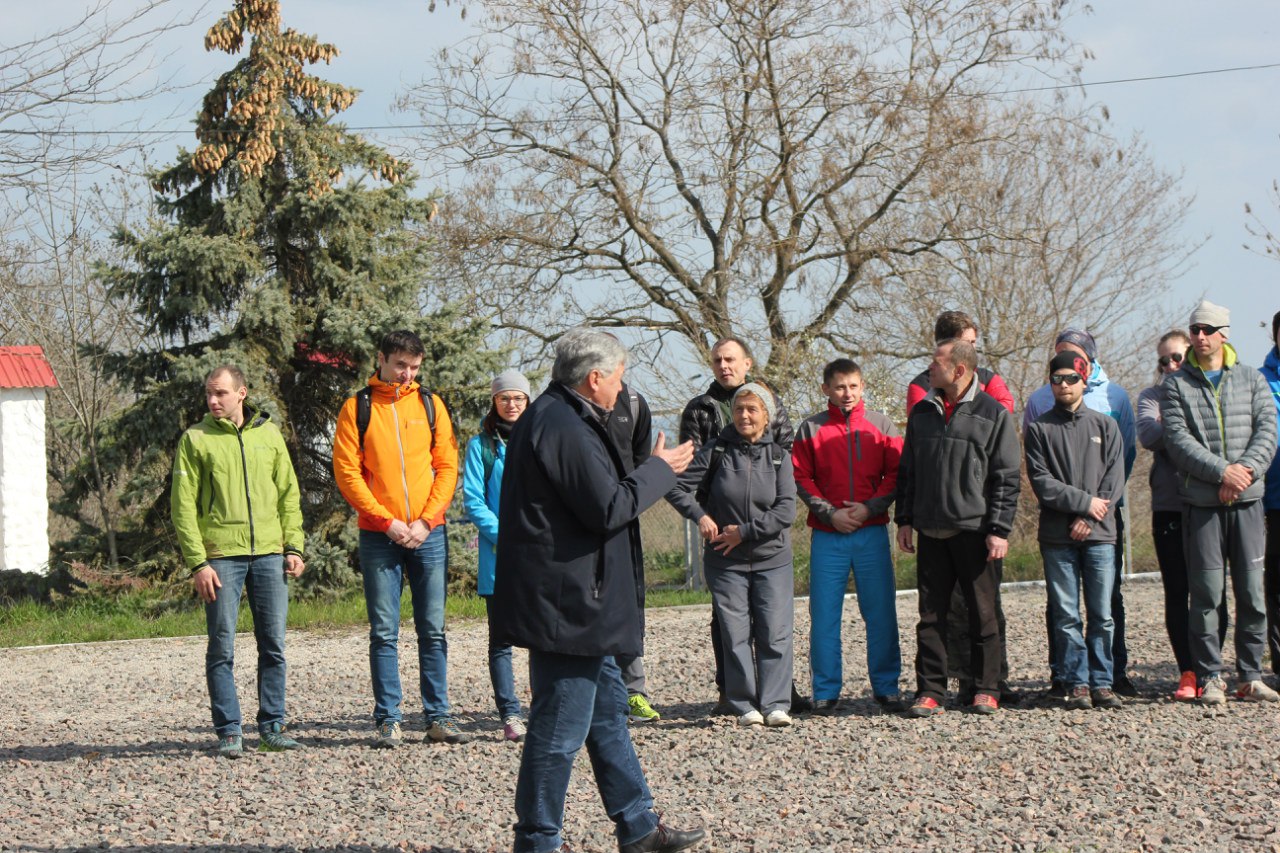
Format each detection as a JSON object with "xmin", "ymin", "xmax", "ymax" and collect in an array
[{"xmin": 3, "ymin": 60, "xmax": 1279, "ymax": 138}]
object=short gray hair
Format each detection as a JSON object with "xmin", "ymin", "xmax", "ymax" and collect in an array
[{"xmin": 552, "ymin": 328, "xmax": 628, "ymax": 387}]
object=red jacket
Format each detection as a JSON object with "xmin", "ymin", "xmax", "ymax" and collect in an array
[
  {"xmin": 906, "ymin": 366, "xmax": 1014, "ymax": 415},
  {"xmin": 792, "ymin": 401, "xmax": 901, "ymax": 532}
]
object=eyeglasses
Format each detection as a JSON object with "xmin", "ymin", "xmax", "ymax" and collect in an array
[
  {"xmin": 1188, "ymin": 324, "xmax": 1226, "ymax": 337},
  {"xmin": 1158, "ymin": 352, "xmax": 1184, "ymax": 367},
  {"xmin": 1050, "ymin": 373, "xmax": 1083, "ymax": 386},
  {"xmin": 495, "ymin": 394, "xmax": 528, "ymax": 406}
]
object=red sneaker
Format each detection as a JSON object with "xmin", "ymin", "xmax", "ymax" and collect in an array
[
  {"xmin": 1173, "ymin": 671, "xmax": 1199, "ymax": 703},
  {"xmin": 907, "ymin": 696, "xmax": 944, "ymax": 718},
  {"xmin": 970, "ymin": 693, "xmax": 999, "ymax": 715}
]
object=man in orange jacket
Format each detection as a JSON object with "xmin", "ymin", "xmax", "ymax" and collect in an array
[{"xmin": 333, "ymin": 330, "xmax": 463, "ymax": 747}]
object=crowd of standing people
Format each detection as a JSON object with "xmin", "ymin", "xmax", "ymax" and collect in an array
[{"xmin": 167, "ymin": 302, "xmax": 1280, "ymax": 853}]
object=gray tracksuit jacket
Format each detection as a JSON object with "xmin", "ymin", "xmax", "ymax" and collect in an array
[
  {"xmin": 1159, "ymin": 344, "xmax": 1277, "ymax": 507},
  {"xmin": 669, "ymin": 425, "xmax": 796, "ymax": 573},
  {"xmin": 1024, "ymin": 402, "xmax": 1125, "ymax": 545}
]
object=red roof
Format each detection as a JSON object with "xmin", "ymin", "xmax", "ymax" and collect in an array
[{"xmin": 0, "ymin": 346, "xmax": 58, "ymax": 389}]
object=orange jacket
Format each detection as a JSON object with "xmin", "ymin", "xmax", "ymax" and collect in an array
[{"xmin": 333, "ymin": 375, "xmax": 458, "ymax": 532}]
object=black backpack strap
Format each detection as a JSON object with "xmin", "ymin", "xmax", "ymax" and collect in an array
[
  {"xmin": 694, "ymin": 440, "xmax": 726, "ymax": 505},
  {"xmin": 355, "ymin": 387, "xmax": 373, "ymax": 452},
  {"xmin": 419, "ymin": 386, "xmax": 436, "ymax": 451}
]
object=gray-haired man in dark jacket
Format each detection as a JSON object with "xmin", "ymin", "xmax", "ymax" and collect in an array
[{"xmin": 1161, "ymin": 300, "xmax": 1279, "ymax": 705}]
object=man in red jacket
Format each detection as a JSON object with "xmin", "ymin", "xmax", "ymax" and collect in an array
[
  {"xmin": 794, "ymin": 358, "xmax": 904, "ymax": 713},
  {"xmin": 905, "ymin": 311, "xmax": 1019, "ymax": 705}
]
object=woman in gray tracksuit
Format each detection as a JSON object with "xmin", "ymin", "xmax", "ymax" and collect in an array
[{"xmin": 669, "ymin": 383, "xmax": 798, "ymax": 727}]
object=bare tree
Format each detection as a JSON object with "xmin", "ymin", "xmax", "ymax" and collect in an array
[{"xmin": 406, "ymin": 0, "xmax": 1089, "ymax": 391}]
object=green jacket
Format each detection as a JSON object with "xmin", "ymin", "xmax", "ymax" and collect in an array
[{"xmin": 170, "ymin": 406, "xmax": 305, "ymax": 572}]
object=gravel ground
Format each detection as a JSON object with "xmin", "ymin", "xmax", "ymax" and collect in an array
[{"xmin": 3, "ymin": 576, "xmax": 1280, "ymax": 853}]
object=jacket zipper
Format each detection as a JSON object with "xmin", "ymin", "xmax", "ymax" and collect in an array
[
  {"xmin": 844, "ymin": 411, "xmax": 856, "ymax": 505},
  {"xmin": 745, "ymin": 441, "xmax": 755, "ymax": 570},
  {"xmin": 391, "ymin": 395, "xmax": 412, "ymax": 521},
  {"xmin": 235, "ymin": 423, "xmax": 256, "ymax": 556}
]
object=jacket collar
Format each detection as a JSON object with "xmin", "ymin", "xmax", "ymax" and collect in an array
[
  {"xmin": 367, "ymin": 372, "xmax": 420, "ymax": 402},
  {"xmin": 924, "ymin": 376, "xmax": 979, "ymax": 413},
  {"xmin": 203, "ymin": 404, "xmax": 268, "ymax": 433},
  {"xmin": 1265, "ymin": 346, "xmax": 1280, "ymax": 375},
  {"xmin": 827, "ymin": 399, "xmax": 865, "ymax": 422},
  {"xmin": 1186, "ymin": 342, "xmax": 1239, "ymax": 375}
]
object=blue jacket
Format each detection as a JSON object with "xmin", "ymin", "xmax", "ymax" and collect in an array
[
  {"xmin": 490, "ymin": 382, "xmax": 676, "ymax": 657},
  {"xmin": 1260, "ymin": 347, "xmax": 1280, "ymax": 510},
  {"xmin": 1024, "ymin": 361, "xmax": 1137, "ymax": 481},
  {"xmin": 462, "ymin": 431, "xmax": 506, "ymax": 596}
]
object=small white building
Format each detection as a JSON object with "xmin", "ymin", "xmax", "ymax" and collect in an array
[{"xmin": 0, "ymin": 346, "xmax": 58, "ymax": 574}]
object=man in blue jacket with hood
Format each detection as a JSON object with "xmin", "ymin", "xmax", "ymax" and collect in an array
[{"xmin": 1260, "ymin": 309, "xmax": 1280, "ymax": 677}]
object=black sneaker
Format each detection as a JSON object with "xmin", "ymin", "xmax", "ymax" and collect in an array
[
  {"xmin": 811, "ymin": 698, "xmax": 841, "ymax": 716},
  {"xmin": 998, "ymin": 681, "xmax": 1024, "ymax": 706},
  {"xmin": 1112, "ymin": 674, "xmax": 1139, "ymax": 698},
  {"xmin": 790, "ymin": 684, "xmax": 814, "ymax": 714},
  {"xmin": 1046, "ymin": 679, "xmax": 1068, "ymax": 699},
  {"xmin": 1091, "ymin": 688, "xmax": 1123, "ymax": 710},
  {"xmin": 956, "ymin": 679, "xmax": 976, "ymax": 706},
  {"xmin": 618, "ymin": 823, "xmax": 706, "ymax": 853},
  {"xmin": 874, "ymin": 694, "xmax": 907, "ymax": 713}
]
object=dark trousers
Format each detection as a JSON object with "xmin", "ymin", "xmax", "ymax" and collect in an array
[
  {"xmin": 710, "ymin": 611, "xmax": 726, "ymax": 690},
  {"xmin": 915, "ymin": 531, "xmax": 1003, "ymax": 701},
  {"xmin": 1153, "ymin": 510, "xmax": 1227, "ymax": 673},
  {"xmin": 1264, "ymin": 510, "xmax": 1280, "ymax": 673},
  {"xmin": 946, "ymin": 580, "xmax": 1010, "ymax": 686}
]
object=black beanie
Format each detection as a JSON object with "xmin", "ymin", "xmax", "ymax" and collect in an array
[{"xmin": 1049, "ymin": 351, "xmax": 1090, "ymax": 378}]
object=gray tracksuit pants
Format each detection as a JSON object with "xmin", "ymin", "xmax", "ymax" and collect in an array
[
  {"xmin": 705, "ymin": 563, "xmax": 794, "ymax": 715},
  {"xmin": 1185, "ymin": 501, "xmax": 1268, "ymax": 682}
]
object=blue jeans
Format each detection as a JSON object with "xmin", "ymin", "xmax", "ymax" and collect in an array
[
  {"xmin": 808, "ymin": 527, "xmax": 902, "ymax": 699},
  {"xmin": 1042, "ymin": 543, "xmax": 1115, "ymax": 689},
  {"xmin": 360, "ymin": 526, "xmax": 450, "ymax": 724},
  {"xmin": 514, "ymin": 652, "xmax": 658, "ymax": 853},
  {"xmin": 204, "ymin": 554, "xmax": 288, "ymax": 737},
  {"xmin": 483, "ymin": 595, "xmax": 522, "ymax": 719}
]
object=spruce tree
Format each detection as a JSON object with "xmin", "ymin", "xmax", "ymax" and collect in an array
[{"xmin": 91, "ymin": 0, "xmax": 498, "ymax": 588}]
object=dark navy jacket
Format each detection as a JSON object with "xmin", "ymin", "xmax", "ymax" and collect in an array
[{"xmin": 490, "ymin": 382, "xmax": 676, "ymax": 657}]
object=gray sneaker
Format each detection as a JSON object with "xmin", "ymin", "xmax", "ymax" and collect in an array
[
  {"xmin": 1199, "ymin": 675, "xmax": 1227, "ymax": 706},
  {"xmin": 1235, "ymin": 680, "xmax": 1280, "ymax": 702},
  {"xmin": 373, "ymin": 720, "xmax": 403, "ymax": 748},
  {"xmin": 258, "ymin": 722, "xmax": 301, "ymax": 752},
  {"xmin": 426, "ymin": 717, "xmax": 470, "ymax": 744},
  {"xmin": 217, "ymin": 734, "xmax": 243, "ymax": 759}
]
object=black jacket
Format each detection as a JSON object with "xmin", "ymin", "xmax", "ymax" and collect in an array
[
  {"xmin": 894, "ymin": 383, "xmax": 1021, "ymax": 536},
  {"xmin": 606, "ymin": 382, "xmax": 652, "ymax": 473},
  {"xmin": 490, "ymin": 382, "xmax": 676, "ymax": 657},
  {"xmin": 678, "ymin": 379, "xmax": 794, "ymax": 451},
  {"xmin": 1024, "ymin": 402, "xmax": 1125, "ymax": 545},
  {"xmin": 668, "ymin": 426, "xmax": 796, "ymax": 573}
]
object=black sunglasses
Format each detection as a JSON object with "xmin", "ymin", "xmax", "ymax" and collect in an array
[
  {"xmin": 1189, "ymin": 323, "xmax": 1226, "ymax": 336},
  {"xmin": 1158, "ymin": 352, "xmax": 1184, "ymax": 367},
  {"xmin": 1050, "ymin": 373, "xmax": 1083, "ymax": 386}
]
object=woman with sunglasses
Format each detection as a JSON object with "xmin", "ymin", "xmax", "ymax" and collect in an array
[
  {"xmin": 1136, "ymin": 329, "xmax": 1224, "ymax": 701},
  {"xmin": 462, "ymin": 369, "xmax": 532, "ymax": 742}
]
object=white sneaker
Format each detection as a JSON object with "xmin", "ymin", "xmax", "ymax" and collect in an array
[
  {"xmin": 764, "ymin": 710, "xmax": 792, "ymax": 727},
  {"xmin": 1235, "ymin": 680, "xmax": 1280, "ymax": 702},
  {"xmin": 737, "ymin": 709, "xmax": 764, "ymax": 727},
  {"xmin": 1199, "ymin": 675, "xmax": 1227, "ymax": 706}
]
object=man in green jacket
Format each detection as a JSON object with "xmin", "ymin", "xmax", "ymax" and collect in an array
[{"xmin": 171, "ymin": 365, "xmax": 307, "ymax": 757}]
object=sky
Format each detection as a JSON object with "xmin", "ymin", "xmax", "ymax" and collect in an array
[{"xmin": 11, "ymin": 0, "xmax": 1280, "ymax": 366}]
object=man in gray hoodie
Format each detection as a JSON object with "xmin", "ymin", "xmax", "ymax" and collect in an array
[{"xmin": 1161, "ymin": 300, "xmax": 1279, "ymax": 705}]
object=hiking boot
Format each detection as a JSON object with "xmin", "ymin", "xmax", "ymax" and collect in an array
[
  {"xmin": 628, "ymin": 694, "xmax": 661, "ymax": 723},
  {"xmin": 258, "ymin": 722, "xmax": 301, "ymax": 752},
  {"xmin": 764, "ymin": 710, "xmax": 792, "ymax": 728},
  {"xmin": 426, "ymin": 717, "xmax": 470, "ymax": 744},
  {"xmin": 874, "ymin": 694, "xmax": 907, "ymax": 713},
  {"xmin": 502, "ymin": 716, "xmax": 527, "ymax": 743},
  {"xmin": 969, "ymin": 694, "xmax": 999, "ymax": 715},
  {"xmin": 811, "ymin": 698, "xmax": 840, "ymax": 716},
  {"xmin": 1235, "ymin": 680, "xmax": 1280, "ymax": 702},
  {"xmin": 1064, "ymin": 685, "xmax": 1092, "ymax": 710},
  {"xmin": 618, "ymin": 822, "xmax": 707, "ymax": 853},
  {"xmin": 738, "ymin": 709, "xmax": 764, "ymax": 727},
  {"xmin": 1199, "ymin": 675, "xmax": 1227, "ymax": 706},
  {"xmin": 217, "ymin": 733, "xmax": 243, "ymax": 759},
  {"xmin": 1091, "ymin": 688, "xmax": 1122, "ymax": 710},
  {"xmin": 907, "ymin": 695, "xmax": 944, "ymax": 718},
  {"xmin": 1173, "ymin": 671, "xmax": 1199, "ymax": 702},
  {"xmin": 373, "ymin": 720, "xmax": 403, "ymax": 748},
  {"xmin": 1113, "ymin": 674, "xmax": 1139, "ymax": 698}
]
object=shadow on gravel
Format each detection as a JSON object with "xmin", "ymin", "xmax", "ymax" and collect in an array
[
  {"xmin": 0, "ymin": 739, "xmax": 203, "ymax": 763},
  {"xmin": 32, "ymin": 847, "xmax": 470, "ymax": 853}
]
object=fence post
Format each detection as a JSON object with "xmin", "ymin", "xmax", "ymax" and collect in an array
[{"xmin": 684, "ymin": 518, "xmax": 705, "ymax": 590}]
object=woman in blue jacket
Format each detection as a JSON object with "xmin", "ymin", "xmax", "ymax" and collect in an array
[
  {"xmin": 670, "ymin": 382, "xmax": 798, "ymax": 728},
  {"xmin": 462, "ymin": 369, "xmax": 531, "ymax": 742}
]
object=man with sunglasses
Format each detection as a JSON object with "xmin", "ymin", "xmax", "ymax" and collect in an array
[
  {"xmin": 1025, "ymin": 352, "xmax": 1126, "ymax": 710},
  {"xmin": 1161, "ymin": 300, "xmax": 1278, "ymax": 705},
  {"xmin": 1024, "ymin": 328, "xmax": 1137, "ymax": 698}
]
